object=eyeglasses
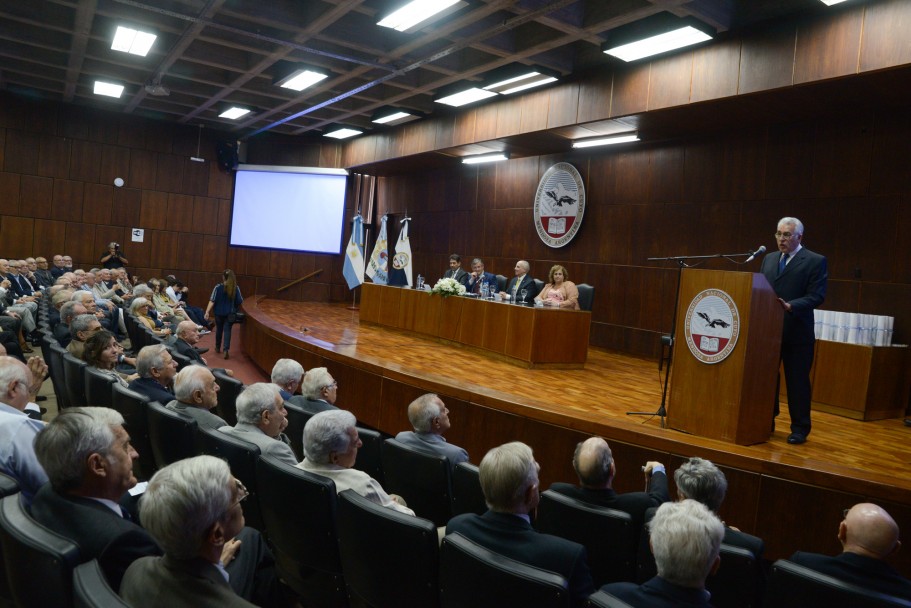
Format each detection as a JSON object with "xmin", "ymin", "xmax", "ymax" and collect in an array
[
  {"xmin": 774, "ymin": 231, "xmax": 799, "ymax": 240},
  {"xmin": 230, "ymin": 479, "xmax": 249, "ymax": 509},
  {"xmin": 324, "ymin": 382, "xmax": 338, "ymax": 390},
  {"xmin": 843, "ymin": 508, "xmax": 850, "ymax": 519}
]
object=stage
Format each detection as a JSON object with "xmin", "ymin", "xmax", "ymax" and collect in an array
[{"xmin": 242, "ymin": 296, "xmax": 911, "ymax": 575}]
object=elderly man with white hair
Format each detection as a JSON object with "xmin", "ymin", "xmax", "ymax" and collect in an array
[
  {"xmin": 0, "ymin": 355, "xmax": 49, "ymax": 504},
  {"xmin": 128, "ymin": 344, "xmax": 178, "ymax": 404},
  {"xmin": 271, "ymin": 358, "xmax": 304, "ymax": 402},
  {"xmin": 166, "ymin": 366, "xmax": 226, "ymax": 430},
  {"xmin": 298, "ymin": 409, "xmax": 414, "ymax": 515},
  {"xmin": 298, "ymin": 367, "xmax": 340, "ymax": 414},
  {"xmin": 218, "ymin": 383, "xmax": 297, "ymax": 466},
  {"xmin": 394, "ymin": 393, "xmax": 468, "ymax": 469}
]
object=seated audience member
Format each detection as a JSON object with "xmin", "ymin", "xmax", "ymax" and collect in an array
[
  {"xmin": 128, "ymin": 344, "xmax": 177, "ymax": 404},
  {"xmin": 499, "ymin": 260, "xmax": 540, "ymax": 303},
  {"xmin": 120, "ymin": 457, "xmax": 258, "ymax": 607},
  {"xmin": 298, "ymin": 367, "xmax": 340, "ymax": 414},
  {"xmin": 271, "ymin": 358, "xmax": 305, "ymax": 402},
  {"xmin": 790, "ymin": 503, "xmax": 910, "ymax": 598},
  {"xmin": 550, "ymin": 437, "xmax": 669, "ymax": 532},
  {"xmin": 82, "ymin": 329, "xmax": 137, "ymax": 387},
  {"xmin": 0, "ymin": 356, "xmax": 49, "ymax": 504},
  {"xmin": 219, "ymin": 383, "xmax": 297, "ymax": 466},
  {"xmin": 130, "ymin": 297, "xmax": 175, "ymax": 343},
  {"xmin": 394, "ymin": 393, "xmax": 468, "ymax": 469},
  {"xmin": 93, "ymin": 268, "xmax": 127, "ymax": 306},
  {"xmin": 33, "ymin": 257, "xmax": 55, "ymax": 288},
  {"xmin": 161, "ymin": 276, "xmax": 208, "ymax": 328},
  {"xmin": 298, "ymin": 409, "xmax": 414, "ymax": 515},
  {"xmin": 446, "ymin": 441, "xmax": 593, "ymax": 606},
  {"xmin": 72, "ymin": 289, "xmax": 121, "ymax": 338},
  {"xmin": 0, "ymin": 302, "xmax": 27, "ymax": 355},
  {"xmin": 68, "ymin": 313, "xmax": 102, "ymax": 359},
  {"xmin": 443, "ymin": 254, "xmax": 469, "ymax": 286},
  {"xmin": 49, "ymin": 287, "xmax": 74, "ymax": 327},
  {"xmin": 602, "ymin": 500, "xmax": 724, "ymax": 608},
  {"xmin": 0, "ymin": 330, "xmax": 24, "ymax": 363},
  {"xmin": 150, "ymin": 278, "xmax": 192, "ymax": 324},
  {"xmin": 173, "ymin": 320, "xmax": 233, "ymax": 376},
  {"xmin": 535, "ymin": 264, "xmax": 580, "ymax": 309},
  {"xmin": 54, "ymin": 300, "xmax": 87, "ymax": 346},
  {"xmin": 20, "ymin": 259, "xmax": 41, "ymax": 292},
  {"xmin": 166, "ymin": 366, "xmax": 227, "ymax": 430},
  {"xmin": 466, "ymin": 258, "xmax": 497, "ymax": 295}
]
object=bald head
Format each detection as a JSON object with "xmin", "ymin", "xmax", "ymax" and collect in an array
[
  {"xmin": 841, "ymin": 503, "xmax": 901, "ymax": 560},
  {"xmin": 573, "ymin": 437, "xmax": 614, "ymax": 488}
]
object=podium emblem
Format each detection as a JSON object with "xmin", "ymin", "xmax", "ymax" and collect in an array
[
  {"xmin": 534, "ymin": 162, "xmax": 585, "ymax": 248},
  {"xmin": 684, "ymin": 289, "xmax": 740, "ymax": 364}
]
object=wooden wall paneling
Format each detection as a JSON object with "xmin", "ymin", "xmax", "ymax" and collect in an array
[
  {"xmin": 3, "ymin": 130, "xmax": 40, "ymax": 175},
  {"xmin": 406, "ymin": 122, "xmax": 438, "ymax": 156},
  {"xmin": 58, "ymin": 105, "xmax": 92, "ymax": 141},
  {"xmin": 610, "ymin": 65, "xmax": 650, "ymax": 119},
  {"xmin": 793, "ymin": 5, "xmax": 864, "ymax": 84},
  {"xmin": 690, "ymin": 39, "xmax": 741, "ymax": 103},
  {"xmin": 810, "ymin": 114, "xmax": 874, "ymax": 198},
  {"xmin": 150, "ymin": 230, "xmax": 180, "ymax": 270},
  {"xmin": 93, "ymin": 226, "xmax": 127, "ymax": 258},
  {"xmin": 244, "ymin": 249, "xmax": 272, "ymax": 280},
  {"xmin": 493, "ymin": 156, "xmax": 538, "ymax": 210},
  {"xmin": 452, "ymin": 110, "xmax": 478, "ymax": 147},
  {"xmin": 69, "ymin": 139, "xmax": 102, "ymax": 182},
  {"xmin": 607, "ymin": 147, "xmax": 650, "ymax": 203},
  {"xmin": 290, "ymin": 251, "xmax": 317, "ymax": 280},
  {"xmin": 319, "ymin": 141, "xmax": 341, "ymax": 168},
  {"xmin": 457, "ymin": 402, "xmax": 526, "ymax": 468},
  {"xmin": 38, "ymin": 135, "xmax": 71, "ymax": 179},
  {"xmin": 182, "ymin": 159, "xmax": 209, "ymax": 196},
  {"xmin": 216, "ymin": 198, "xmax": 232, "ymax": 236},
  {"xmin": 647, "ymin": 145, "xmax": 685, "ymax": 204},
  {"xmin": 82, "ymin": 183, "xmax": 113, "ymax": 225},
  {"xmin": 0, "ymin": 173, "xmax": 19, "ymax": 215},
  {"xmin": 53, "ymin": 179, "xmax": 84, "ymax": 222},
  {"xmin": 139, "ymin": 190, "xmax": 168, "ymax": 230},
  {"xmin": 128, "ymin": 149, "xmax": 157, "ymax": 190},
  {"xmin": 765, "ymin": 121, "xmax": 816, "ymax": 199},
  {"xmin": 165, "ymin": 193, "xmax": 194, "ymax": 232},
  {"xmin": 100, "ymin": 144, "xmax": 131, "ymax": 187},
  {"xmin": 859, "ymin": 0, "xmax": 911, "ymax": 72},
  {"xmin": 143, "ymin": 121, "xmax": 172, "ymax": 154},
  {"xmin": 156, "ymin": 154, "xmax": 186, "ymax": 194},
  {"xmin": 869, "ymin": 109, "xmax": 911, "ymax": 197},
  {"xmin": 191, "ymin": 196, "xmax": 219, "ymax": 235},
  {"xmin": 630, "ymin": 203, "xmax": 694, "ymax": 265},
  {"xmin": 683, "ymin": 135, "xmax": 723, "ymax": 202},
  {"xmin": 225, "ymin": 246, "xmax": 247, "ymax": 275},
  {"xmin": 110, "ymin": 187, "xmax": 141, "ymax": 228},
  {"xmin": 0, "ymin": 216, "xmax": 34, "ymax": 258},
  {"xmin": 118, "ymin": 119, "xmax": 148, "ymax": 150},
  {"xmin": 207, "ymin": 163, "xmax": 232, "ymax": 200},
  {"xmin": 0, "ymin": 128, "xmax": 5, "ymax": 168},
  {"xmin": 32, "ymin": 219, "xmax": 66, "ymax": 255},
  {"xmin": 434, "ymin": 115, "xmax": 456, "ymax": 151},
  {"xmin": 88, "ymin": 113, "xmax": 120, "ymax": 145},
  {"xmin": 495, "ymin": 96, "xmax": 524, "ymax": 139},
  {"xmin": 738, "ymin": 24, "xmax": 796, "ymax": 94},
  {"xmin": 521, "ymin": 420, "xmax": 588, "ymax": 489},
  {"xmin": 518, "ymin": 89, "xmax": 550, "ymax": 134},
  {"xmin": 64, "ymin": 222, "xmax": 96, "ymax": 265},
  {"xmin": 177, "ymin": 233, "xmax": 204, "ymax": 272},
  {"xmin": 647, "ymin": 53, "xmax": 694, "ymax": 111},
  {"xmin": 375, "ymin": 376, "xmax": 425, "ymax": 435},
  {"xmin": 895, "ymin": 197, "xmax": 911, "ymax": 285},
  {"xmin": 719, "ymin": 129, "xmax": 767, "ymax": 201},
  {"xmin": 326, "ymin": 360, "xmax": 384, "ymax": 429},
  {"xmin": 846, "ymin": 196, "xmax": 899, "ymax": 283},
  {"xmin": 547, "ymin": 82, "xmax": 580, "ymax": 129},
  {"xmin": 597, "ymin": 206, "xmax": 632, "ymax": 266},
  {"xmin": 473, "ymin": 103, "xmax": 499, "ymax": 142},
  {"xmin": 859, "ymin": 282, "xmax": 911, "ymax": 344},
  {"xmin": 823, "ymin": 279, "xmax": 860, "ymax": 314},
  {"xmin": 269, "ymin": 250, "xmax": 294, "ymax": 280}
]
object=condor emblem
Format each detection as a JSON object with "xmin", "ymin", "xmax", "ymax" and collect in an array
[{"xmin": 684, "ymin": 289, "xmax": 741, "ymax": 364}]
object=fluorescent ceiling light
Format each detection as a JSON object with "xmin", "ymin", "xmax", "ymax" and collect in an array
[
  {"xmin": 604, "ymin": 26, "xmax": 712, "ymax": 62},
  {"xmin": 93, "ymin": 81, "xmax": 124, "ymax": 98},
  {"xmin": 500, "ymin": 77, "xmax": 558, "ymax": 95},
  {"xmin": 277, "ymin": 70, "xmax": 328, "ymax": 91},
  {"xmin": 820, "ymin": 0, "xmax": 849, "ymax": 4},
  {"xmin": 572, "ymin": 133, "xmax": 640, "ymax": 148},
  {"xmin": 219, "ymin": 107, "xmax": 251, "ymax": 120},
  {"xmin": 111, "ymin": 26, "xmax": 157, "ymax": 56},
  {"xmin": 378, "ymin": 0, "xmax": 460, "ymax": 32},
  {"xmin": 324, "ymin": 128, "xmax": 363, "ymax": 140},
  {"xmin": 372, "ymin": 111, "xmax": 412, "ymax": 124},
  {"xmin": 483, "ymin": 71, "xmax": 558, "ymax": 95},
  {"xmin": 436, "ymin": 87, "xmax": 497, "ymax": 107},
  {"xmin": 462, "ymin": 153, "xmax": 508, "ymax": 165}
]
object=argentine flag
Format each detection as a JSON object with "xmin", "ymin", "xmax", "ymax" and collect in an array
[
  {"xmin": 366, "ymin": 215, "xmax": 388, "ymax": 284},
  {"xmin": 342, "ymin": 214, "xmax": 365, "ymax": 290}
]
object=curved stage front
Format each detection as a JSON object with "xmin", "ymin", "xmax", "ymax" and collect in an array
[{"xmin": 242, "ymin": 296, "xmax": 911, "ymax": 576}]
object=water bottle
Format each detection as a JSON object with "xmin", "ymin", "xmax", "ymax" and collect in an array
[{"xmin": 416, "ymin": 274, "xmax": 423, "ymax": 290}]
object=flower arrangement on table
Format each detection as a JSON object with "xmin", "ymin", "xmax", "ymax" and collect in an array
[{"xmin": 431, "ymin": 277, "xmax": 467, "ymax": 298}]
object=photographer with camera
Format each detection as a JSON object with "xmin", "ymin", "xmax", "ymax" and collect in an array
[{"xmin": 100, "ymin": 241, "xmax": 130, "ymax": 270}]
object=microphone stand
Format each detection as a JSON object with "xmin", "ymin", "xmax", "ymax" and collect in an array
[{"xmin": 626, "ymin": 250, "xmax": 760, "ymax": 427}]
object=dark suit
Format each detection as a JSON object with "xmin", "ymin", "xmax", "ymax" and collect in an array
[
  {"xmin": 444, "ymin": 268, "xmax": 469, "ymax": 286},
  {"xmin": 128, "ymin": 376, "xmax": 175, "ymax": 405},
  {"xmin": 446, "ymin": 511, "xmax": 594, "ymax": 607},
  {"xmin": 504, "ymin": 274, "xmax": 541, "ymax": 302},
  {"xmin": 790, "ymin": 551, "xmax": 911, "ymax": 599},
  {"xmin": 122, "ymin": 556, "xmax": 256, "ymax": 608},
  {"xmin": 760, "ymin": 246, "xmax": 827, "ymax": 436},
  {"xmin": 602, "ymin": 576, "xmax": 712, "ymax": 608},
  {"xmin": 549, "ymin": 471, "xmax": 670, "ymax": 533},
  {"xmin": 290, "ymin": 395, "xmax": 339, "ymax": 415},
  {"xmin": 173, "ymin": 337, "xmax": 205, "ymax": 364},
  {"xmin": 466, "ymin": 271, "xmax": 497, "ymax": 295}
]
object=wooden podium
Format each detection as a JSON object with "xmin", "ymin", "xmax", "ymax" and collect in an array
[{"xmin": 667, "ymin": 269, "xmax": 784, "ymax": 445}]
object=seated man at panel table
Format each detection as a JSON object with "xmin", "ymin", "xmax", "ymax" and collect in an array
[
  {"xmin": 443, "ymin": 254, "xmax": 469, "ymax": 286},
  {"xmin": 218, "ymin": 383, "xmax": 298, "ymax": 466},
  {"xmin": 297, "ymin": 367, "xmax": 340, "ymax": 414},
  {"xmin": 446, "ymin": 441, "xmax": 593, "ymax": 607},
  {"xmin": 394, "ymin": 393, "xmax": 468, "ymax": 470},
  {"xmin": 166, "ymin": 366, "xmax": 227, "ymax": 430},
  {"xmin": 602, "ymin": 500, "xmax": 723, "ymax": 608},
  {"xmin": 499, "ymin": 259, "xmax": 540, "ymax": 303},
  {"xmin": 0, "ymin": 355, "xmax": 49, "ymax": 504},
  {"xmin": 128, "ymin": 344, "xmax": 178, "ymax": 405},
  {"xmin": 790, "ymin": 502, "xmax": 911, "ymax": 598},
  {"xmin": 298, "ymin": 409, "xmax": 415, "ymax": 516},
  {"xmin": 549, "ymin": 436, "xmax": 670, "ymax": 533},
  {"xmin": 271, "ymin": 358, "xmax": 305, "ymax": 403},
  {"xmin": 54, "ymin": 300, "xmax": 87, "ymax": 347},
  {"xmin": 465, "ymin": 257, "xmax": 497, "ymax": 295}
]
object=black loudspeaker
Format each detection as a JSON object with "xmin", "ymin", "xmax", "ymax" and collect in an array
[{"xmin": 216, "ymin": 140, "xmax": 238, "ymax": 172}]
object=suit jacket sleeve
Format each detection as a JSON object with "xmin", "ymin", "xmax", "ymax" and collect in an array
[
  {"xmin": 788, "ymin": 254, "xmax": 827, "ymax": 314},
  {"xmin": 100, "ymin": 527, "xmax": 164, "ymax": 591},
  {"xmin": 646, "ymin": 471, "xmax": 670, "ymax": 506}
]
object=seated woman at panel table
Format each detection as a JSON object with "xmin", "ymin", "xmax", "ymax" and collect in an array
[
  {"xmin": 82, "ymin": 329, "xmax": 138, "ymax": 387},
  {"xmin": 534, "ymin": 264, "xmax": 580, "ymax": 310},
  {"xmin": 130, "ymin": 297, "xmax": 175, "ymax": 344}
]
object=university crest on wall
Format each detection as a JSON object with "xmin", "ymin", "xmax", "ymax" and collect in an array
[
  {"xmin": 534, "ymin": 162, "xmax": 585, "ymax": 248},
  {"xmin": 683, "ymin": 289, "xmax": 741, "ymax": 364}
]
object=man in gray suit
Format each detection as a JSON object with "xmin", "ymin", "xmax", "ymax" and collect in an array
[
  {"xmin": 218, "ymin": 383, "xmax": 297, "ymax": 466},
  {"xmin": 394, "ymin": 393, "xmax": 468, "ymax": 469},
  {"xmin": 166, "ymin": 366, "xmax": 227, "ymax": 430}
]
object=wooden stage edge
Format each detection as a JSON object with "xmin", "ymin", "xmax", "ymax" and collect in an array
[{"xmin": 241, "ymin": 296, "xmax": 911, "ymax": 574}]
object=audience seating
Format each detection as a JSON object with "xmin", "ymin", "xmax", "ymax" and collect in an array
[
  {"xmin": 585, "ymin": 591, "xmax": 636, "ymax": 607},
  {"xmin": 62, "ymin": 352, "xmax": 89, "ymax": 409},
  {"xmin": 255, "ymin": 455, "xmax": 347, "ymax": 607},
  {"xmin": 123, "ymin": 312, "xmax": 142, "ymax": 352},
  {"xmin": 84, "ymin": 366, "xmax": 116, "ymax": 408},
  {"xmin": 169, "ymin": 349, "xmax": 192, "ymax": 371},
  {"xmin": 576, "ymin": 283, "xmax": 595, "ymax": 312},
  {"xmin": 47, "ymin": 342, "xmax": 71, "ymax": 409},
  {"xmin": 196, "ymin": 427, "xmax": 265, "ymax": 532},
  {"xmin": 213, "ymin": 370, "xmax": 243, "ymax": 427},
  {"xmin": 0, "ymin": 473, "xmax": 18, "ymax": 498},
  {"xmin": 146, "ymin": 401, "xmax": 198, "ymax": 469},
  {"xmin": 706, "ymin": 543, "xmax": 765, "ymax": 608},
  {"xmin": 72, "ymin": 559, "xmax": 131, "ymax": 608},
  {"xmin": 381, "ymin": 438, "xmax": 453, "ymax": 526},
  {"xmin": 451, "ymin": 462, "xmax": 487, "ymax": 516},
  {"xmin": 336, "ymin": 489, "xmax": 440, "ymax": 608},
  {"xmin": 0, "ymin": 472, "xmax": 18, "ymax": 603},
  {"xmin": 535, "ymin": 489, "xmax": 636, "ymax": 586},
  {"xmin": 533, "ymin": 278, "xmax": 544, "ymax": 294},
  {"xmin": 439, "ymin": 532, "xmax": 570, "ymax": 608},
  {"xmin": 0, "ymin": 494, "xmax": 81, "ymax": 608},
  {"xmin": 110, "ymin": 383, "xmax": 157, "ymax": 481},
  {"xmin": 762, "ymin": 559, "xmax": 911, "ymax": 608},
  {"xmin": 353, "ymin": 426, "xmax": 387, "ymax": 487},
  {"xmin": 283, "ymin": 400, "xmax": 314, "ymax": 460},
  {"xmin": 495, "ymin": 274, "xmax": 507, "ymax": 293}
]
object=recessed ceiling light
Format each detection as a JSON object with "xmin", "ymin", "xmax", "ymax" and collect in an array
[
  {"xmin": 462, "ymin": 152, "xmax": 508, "ymax": 165},
  {"xmin": 378, "ymin": 0, "xmax": 460, "ymax": 32},
  {"xmin": 572, "ymin": 133, "xmax": 640, "ymax": 148},
  {"xmin": 372, "ymin": 111, "xmax": 412, "ymax": 124},
  {"xmin": 93, "ymin": 81, "xmax": 124, "ymax": 98},
  {"xmin": 820, "ymin": 0, "xmax": 849, "ymax": 5},
  {"xmin": 499, "ymin": 76, "xmax": 558, "ymax": 95},
  {"xmin": 219, "ymin": 107, "xmax": 251, "ymax": 120},
  {"xmin": 111, "ymin": 26, "xmax": 157, "ymax": 57},
  {"xmin": 277, "ymin": 70, "xmax": 328, "ymax": 92},
  {"xmin": 324, "ymin": 128, "xmax": 363, "ymax": 139},
  {"xmin": 604, "ymin": 26, "xmax": 712, "ymax": 62},
  {"xmin": 435, "ymin": 87, "xmax": 498, "ymax": 107}
]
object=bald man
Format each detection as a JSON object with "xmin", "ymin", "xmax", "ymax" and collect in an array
[{"xmin": 790, "ymin": 503, "xmax": 909, "ymax": 598}]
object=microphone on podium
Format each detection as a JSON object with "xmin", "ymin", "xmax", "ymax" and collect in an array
[{"xmin": 745, "ymin": 245, "xmax": 766, "ymax": 263}]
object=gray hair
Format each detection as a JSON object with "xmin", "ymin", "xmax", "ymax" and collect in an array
[
  {"xmin": 573, "ymin": 437, "xmax": 614, "ymax": 487},
  {"xmin": 136, "ymin": 344, "xmax": 169, "ymax": 378},
  {"xmin": 176, "ymin": 320, "xmax": 197, "ymax": 338},
  {"xmin": 0, "ymin": 356, "xmax": 29, "ymax": 395},
  {"xmin": 59, "ymin": 301, "xmax": 82, "ymax": 324},
  {"xmin": 479, "ymin": 441, "xmax": 537, "ymax": 512},
  {"xmin": 407, "ymin": 393, "xmax": 442, "ymax": 433},
  {"xmin": 271, "ymin": 359, "xmax": 304, "ymax": 388},
  {"xmin": 133, "ymin": 284, "xmax": 153, "ymax": 298},
  {"xmin": 70, "ymin": 314, "xmax": 99, "ymax": 340},
  {"xmin": 139, "ymin": 455, "xmax": 233, "ymax": 559},
  {"xmin": 471, "ymin": 258, "xmax": 484, "ymax": 267},
  {"xmin": 234, "ymin": 383, "xmax": 280, "ymax": 425},
  {"xmin": 130, "ymin": 297, "xmax": 150, "ymax": 315},
  {"xmin": 517, "ymin": 260, "xmax": 530, "ymax": 273},
  {"xmin": 34, "ymin": 407, "xmax": 125, "ymax": 493},
  {"xmin": 71, "ymin": 291, "xmax": 94, "ymax": 304},
  {"xmin": 302, "ymin": 367, "xmax": 334, "ymax": 400},
  {"xmin": 303, "ymin": 409, "xmax": 357, "ymax": 465},
  {"xmin": 649, "ymin": 499, "xmax": 724, "ymax": 588},
  {"xmin": 674, "ymin": 457, "xmax": 728, "ymax": 513},
  {"xmin": 777, "ymin": 216, "xmax": 804, "ymax": 236},
  {"xmin": 174, "ymin": 366, "xmax": 213, "ymax": 402}
]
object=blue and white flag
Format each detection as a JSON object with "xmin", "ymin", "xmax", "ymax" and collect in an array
[
  {"xmin": 342, "ymin": 214, "xmax": 365, "ymax": 290},
  {"xmin": 388, "ymin": 218, "xmax": 413, "ymax": 287},
  {"xmin": 366, "ymin": 215, "xmax": 388, "ymax": 285}
]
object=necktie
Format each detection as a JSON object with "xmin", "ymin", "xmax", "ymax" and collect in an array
[
  {"xmin": 512, "ymin": 277, "xmax": 521, "ymax": 297},
  {"xmin": 777, "ymin": 253, "xmax": 788, "ymax": 275}
]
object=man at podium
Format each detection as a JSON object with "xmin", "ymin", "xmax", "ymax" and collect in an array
[{"xmin": 760, "ymin": 217, "xmax": 828, "ymax": 446}]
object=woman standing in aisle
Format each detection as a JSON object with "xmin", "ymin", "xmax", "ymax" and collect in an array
[{"xmin": 204, "ymin": 269, "xmax": 243, "ymax": 360}]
